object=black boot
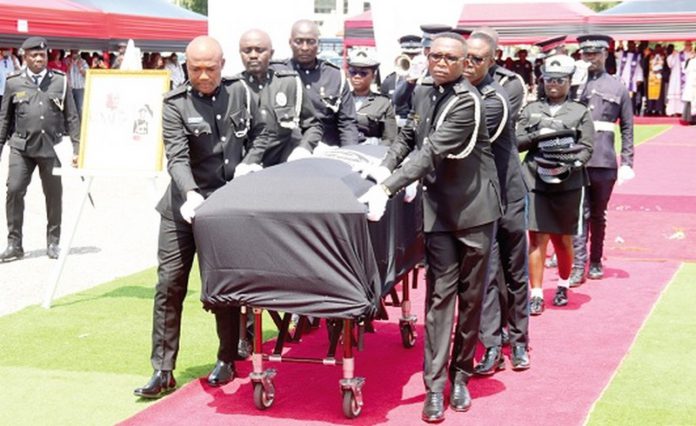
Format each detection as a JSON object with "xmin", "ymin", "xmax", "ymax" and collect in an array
[
  {"xmin": 0, "ymin": 243, "xmax": 24, "ymax": 262},
  {"xmin": 474, "ymin": 346, "xmax": 505, "ymax": 376},
  {"xmin": 207, "ymin": 360, "xmax": 235, "ymax": 387},
  {"xmin": 450, "ymin": 375, "xmax": 472, "ymax": 412},
  {"xmin": 421, "ymin": 391, "xmax": 445, "ymax": 423},
  {"xmin": 511, "ymin": 344, "xmax": 531, "ymax": 371},
  {"xmin": 133, "ymin": 370, "xmax": 176, "ymax": 399}
]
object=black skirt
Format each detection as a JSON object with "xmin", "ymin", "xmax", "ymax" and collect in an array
[{"xmin": 528, "ymin": 187, "xmax": 584, "ymax": 235}]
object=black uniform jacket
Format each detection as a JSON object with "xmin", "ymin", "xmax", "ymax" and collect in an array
[
  {"xmin": 355, "ymin": 91, "xmax": 397, "ymax": 144},
  {"xmin": 381, "ymin": 76, "xmax": 502, "ymax": 233},
  {"xmin": 271, "ymin": 58, "xmax": 359, "ymax": 146},
  {"xmin": 241, "ymin": 69, "xmax": 323, "ymax": 166},
  {"xmin": 156, "ymin": 76, "xmax": 270, "ymax": 220},
  {"xmin": 516, "ymin": 99, "xmax": 595, "ymax": 193},
  {"xmin": 0, "ymin": 69, "xmax": 80, "ymax": 158},
  {"xmin": 490, "ymin": 64, "xmax": 526, "ymax": 122},
  {"xmin": 476, "ymin": 74, "xmax": 528, "ymax": 206},
  {"xmin": 575, "ymin": 70, "xmax": 634, "ymax": 169}
]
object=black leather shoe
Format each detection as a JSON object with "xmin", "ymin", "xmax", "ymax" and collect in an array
[
  {"xmin": 569, "ymin": 267, "xmax": 586, "ymax": 287},
  {"xmin": 450, "ymin": 379, "xmax": 472, "ymax": 412},
  {"xmin": 588, "ymin": 262, "xmax": 604, "ymax": 280},
  {"xmin": 530, "ymin": 296, "xmax": 544, "ymax": 316},
  {"xmin": 133, "ymin": 370, "xmax": 176, "ymax": 399},
  {"xmin": 0, "ymin": 244, "xmax": 24, "ymax": 262},
  {"xmin": 422, "ymin": 391, "xmax": 445, "ymax": 423},
  {"xmin": 474, "ymin": 346, "xmax": 505, "ymax": 376},
  {"xmin": 511, "ymin": 344, "xmax": 530, "ymax": 371},
  {"xmin": 553, "ymin": 286, "xmax": 568, "ymax": 306},
  {"xmin": 47, "ymin": 243, "xmax": 60, "ymax": 259},
  {"xmin": 207, "ymin": 360, "xmax": 235, "ymax": 387},
  {"xmin": 501, "ymin": 328, "xmax": 510, "ymax": 347}
]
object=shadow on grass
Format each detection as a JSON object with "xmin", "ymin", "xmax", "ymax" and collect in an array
[{"xmin": 17, "ymin": 245, "xmax": 101, "ymax": 260}]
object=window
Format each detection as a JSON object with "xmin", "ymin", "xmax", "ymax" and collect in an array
[{"xmin": 314, "ymin": 0, "xmax": 336, "ymax": 14}]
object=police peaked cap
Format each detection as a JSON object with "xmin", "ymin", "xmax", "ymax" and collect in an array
[
  {"xmin": 535, "ymin": 35, "xmax": 567, "ymax": 54},
  {"xmin": 542, "ymin": 54, "xmax": 575, "ymax": 78},
  {"xmin": 577, "ymin": 34, "xmax": 613, "ymax": 53},
  {"xmin": 21, "ymin": 36, "xmax": 48, "ymax": 51},
  {"xmin": 347, "ymin": 50, "xmax": 380, "ymax": 68},
  {"xmin": 399, "ymin": 34, "xmax": 422, "ymax": 54},
  {"xmin": 451, "ymin": 27, "xmax": 472, "ymax": 38},
  {"xmin": 420, "ymin": 24, "xmax": 453, "ymax": 47}
]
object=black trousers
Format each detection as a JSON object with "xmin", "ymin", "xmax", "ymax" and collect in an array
[
  {"xmin": 573, "ymin": 167, "xmax": 617, "ymax": 269},
  {"xmin": 423, "ymin": 222, "xmax": 495, "ymax": 392},
  {"xmin": 479, "ymin": 196, "xmax": 529, "ymax": 348},
  {"xmin": 150, "ymin": 214, "xmax": 239, "ymax": 371},
  {"xmin": 5, "ymin": 150, "xmax": 62, "ymax": 246}
]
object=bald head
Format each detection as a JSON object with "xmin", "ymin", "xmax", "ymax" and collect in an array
[
  {"xmin": 471, "ymin": 26, "xmax": 499, "ymax": 45},
  {"xmin": 240, "ymin": 29, "xmax": 274, "ymax": 79},
  {"xmin": 290, "ymin": 19, "xmax": 320, "ymax": 66},
  {"xmin": 186, "ymin": 35, "xmax": 225, "ymax": 95}
]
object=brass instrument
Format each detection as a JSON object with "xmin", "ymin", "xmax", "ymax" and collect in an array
[{"xmin": 394, "ymin": 53, "xmax": 412, "ymax": 77}]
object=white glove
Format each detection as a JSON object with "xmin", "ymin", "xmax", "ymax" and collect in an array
[
  {"xmin": 538, "ymin": 127, "xmax": 555, "ymax": 136},
  {"xmin": 617, "ymin": 165, "xmax": 635, "ymax": 185},
  {"xmin": 403, "ymin": 181, "xmax": 418, "ymax": 203},
  {"xmin": 407, "ymin": 55, "xmax": 428, "ymax": 81},
  {"xmin": 359, "ymin": 165, "xmax": 391, "ymax": 184},
  {"xmin": 286, "ymin": 146, "xmax": 312, "ymax": 162},
  {"xmin": 179, "ymin": 191, "xmax": 204, "ymax": 224},
  {"xmin": 234, "ymin": 162, "xmax": 262, "ymax": 177},
  {"xmin": 358, "ymin": 185, "xmax": 389, "ymax": 222}
]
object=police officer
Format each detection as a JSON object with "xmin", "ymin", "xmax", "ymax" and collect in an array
[
  {"xmin": 517, "ymin": 54, "xmax": 594, "ymax": 315},
  {"xmin": 360, "ymin": 33, "xmax": 501, "ymax": 422},
  {"xmin": 462, "ymin": 31, "xmax": 530, "ymax": 374},
  {"xmin": 346, "ymin": 50, "xmax": 397, "ymax": 144},
  {"xmin": 272, "ymin": 19, "xmax": 358, "ymax": 146},
  {"xmin": 134, "ymin": 36, "xmax": 270, "ymax": 399},
  {"xmin": 391, "ymin": 24, "xmax": 452, "ymax": 123},
  {"xmin": 534, "ymin": 35, "xmax": 569, "ymax": 101},
  {"xmin": 0, "ymin": 36, "xmax": 80, "ymax": 262},
  {"xmin": 238, "ymin": 29, "xmax": 323, "ymax": 165},
  {"xmin": 380, "ymin": 34, "xmax": 422, "ymax": 124},
  {"xmin": 570, "ymin": 34, "xmax": 634, "ymax": 285}
]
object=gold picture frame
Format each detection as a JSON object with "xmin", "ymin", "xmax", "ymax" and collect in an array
[{"xmin": 78, "ymin": 70, "xmax": 170, "ymax": 173}]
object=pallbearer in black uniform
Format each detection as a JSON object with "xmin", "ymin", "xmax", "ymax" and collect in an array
[
  {"xmin": 346, "ymin": 50, "xmax": 397, "ymax": 144},
  {"xmin": 134, "ymin": 36, "xmax": 270, "ymax": 399},
  {"xmin": 0, "ymin": 36, "xmax": 80, "ymax": 262},
  {"xmin": 238, "ymin": 29, "xmax": 323, "ymax": 165},
  {"xmin": 272, "ymin": 19, "xmax": 358, "ymax": 147},
  {"xmin": 517, "ymin": 54, "xmax": 594, "ymax": 315},
  {"xmin": 570, "ymin": 34, "xmax": 634, "ymax": 286},
  {"xmin": 462, "ymin": 31, "xmax": 530, "ymax": 375},
  {"xmin": 359, "ymin": 33, "xmax": 501, "ymax": 422}
]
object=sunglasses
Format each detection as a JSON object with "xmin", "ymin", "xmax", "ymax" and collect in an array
[
  {"xmin": 427, "ymin": 52, "xmax": 463, "ymax": 65},
  {"xmin": 348, "ymin": 68, "xmax": 371, "ymax": 77},
  {"xmin": 543, "ymin": 77, "xmax": 569, "ymax": 84},
  {"xmin": 466, "ymin": 54, "xmax": 488, "ymax": 66}
]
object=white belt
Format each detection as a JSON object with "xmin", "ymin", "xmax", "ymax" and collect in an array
[
  {"xmin": 396, "ymin": 117, "xmax": 407, "ymax": 128},
  {"xmin": 593, "ymin": 120, "xmax": 615, "ymax": 132}
]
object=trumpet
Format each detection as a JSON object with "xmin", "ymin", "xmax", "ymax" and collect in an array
[{"xmin": 394, "ymin": 54, "xmax": 412, "ymax": 77}]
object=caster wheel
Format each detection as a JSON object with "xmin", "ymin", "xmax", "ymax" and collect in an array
[
  {"xmin": 400, "ymin": 323, "xmax": 416, "ymax": 348},
  {"xmin": 253, "ymin": 382, "xmax": 274, "ymax": 410},
  {"xmin": 342, "ymin": 390, "xmax": 362, "ymax": 418}
]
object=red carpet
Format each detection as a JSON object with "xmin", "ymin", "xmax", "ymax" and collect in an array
[
  {"xmin": 605, "ymin": 126, "xmax": 696, "ymax": 262},
  {"xmin": 633, "ymin": 116, "xmax": 681, "ymax": 125},
  {"xmin": 120, "ymin": 126, "xmax": 694, "ymax": 425}
]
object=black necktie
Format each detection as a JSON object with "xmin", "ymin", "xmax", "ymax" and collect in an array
[{"xmin": 33, "ymin": 74, "xmax": 40, "ymax": 85}]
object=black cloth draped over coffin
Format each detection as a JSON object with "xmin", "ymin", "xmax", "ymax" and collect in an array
[{"xmin": 194, "ymin": 145, "xmax": 424, "ymax": 319}]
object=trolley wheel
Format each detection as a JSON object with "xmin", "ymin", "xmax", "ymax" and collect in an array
[
  {"xmin": 400, "ymin": 323, "xmax": 416, "ymax": 348},
  {"xmin": 342, "ymin": 389, "xmax": 362, "ymax": 418},
  {"xmin": 253, "ymin": 382, "xmax": 274, "ymax": 410}
]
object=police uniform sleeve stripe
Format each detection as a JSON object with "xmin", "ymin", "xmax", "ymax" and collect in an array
[
  {"xmin": 235, "ymin": 80, "xmax": 251, "ymax": 138},
  {"xmin": 489, "ymin": 92, "xmax": 509, "ymax": 143},
  {"xmin": 514, "ymin": 73, "xmax": 528, "ymax": 108},
  {"xmin": 294, "ymin": 75, "xmax": 302, "ymax": 126},
  {"xmin": 446, "ymin": 92, "xmax": 480, "ymax": 159}
]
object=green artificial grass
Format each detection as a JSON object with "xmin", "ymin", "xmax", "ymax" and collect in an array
[
  {"xmin": 0, "ymin": 263, "xmax": 278, "ymax": 425},
  {"xmin": 586, "ymin": 262, "xmax": 696, "ymax": 425},
  {"xmin": 616, "ymin": 124, "xmax": 671, "ymax": 150}
]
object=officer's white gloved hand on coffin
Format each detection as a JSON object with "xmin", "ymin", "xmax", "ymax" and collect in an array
[
  {"xmin": 359, "ymin": 164, "xmax": 391, "ymax": 184},
  {"xmin": 180, "ymin": 191, "xmax": 205, "ymax": 224},
  {"xmin": 403, "ymin": 180, "xmax": 418, "ymax": 203},
  {"xmin": 358, "ymin": 184, "xmax": 389, "ymax": 222},
  {"xmin": 287, "ymin": 146, "xmax": 312, "ymax": 162},
  {"xmin": 234, "ymin": 162, "xmax": 263, "ymax": 177},
  {"xmin": 617, "ymin": 164, "xmax": 635, "ymax": 185}
]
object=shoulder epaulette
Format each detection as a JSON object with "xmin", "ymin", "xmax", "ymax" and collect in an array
[
  {"xmin": 494, "ymin": 66, "xmax": 515, "ymax": 77},
  {"xmin": 270, "ymin": 59, "xmax": 290, "ymax": 65},
  {"xmin": 420, "ymin": 76, "xmax": 434, "ymax": 86},
  {"xmin": 322, "ymin": 60, "xmax": 341, "ymax": 70},
  {"xmin": 6, "ymin": 71, "xmax": 21, "ymax": 80},
  {"xmin": 453, "ymin": 81, "xmax": 472, "ymax": 95},
  {"xmin": 274, "ymin": 69, "xmax": 298, "ymax": 77},
  {"xmin": 163, "ymin": 84, "xmax": 188, "ymax": 100},
  {"xmin": 49, "ymin": 69, "xmax": 65, "ymax": 76},
  {"xmin": 222, "ymin": 75, "xmax": 242, "ymax": 83},
  {"xmin": 479, "ymin": 84, "xmax": 495, "ymax": 96}
]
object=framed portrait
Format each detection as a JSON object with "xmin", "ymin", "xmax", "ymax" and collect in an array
[{"xmin": 78, "ymin": 70, "xmax": 170, "ymax": 173}]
